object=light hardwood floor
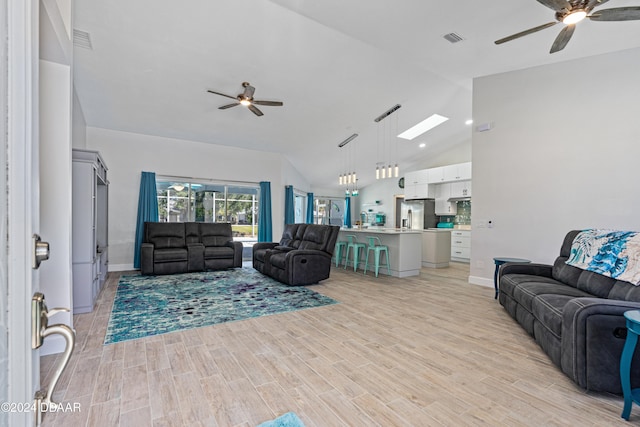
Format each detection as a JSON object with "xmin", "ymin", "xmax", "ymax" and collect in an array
[{"xmin": 40, "ymin": 263, "xmax": 633, "ymax": 426}]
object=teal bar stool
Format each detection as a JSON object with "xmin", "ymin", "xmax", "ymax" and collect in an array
[
  {"xmin": 363, "ymin": 236, "xmax": 390, "ymax": 277},
  {"xmin": 343, "ymin": 234, "xmax": 366, "ymax": 271},
  {"xmin": 621, "ymin": 310, "xmax": 640, "ymax": 420},
  {"xmin": 334, "ymin": 240, "xmax": 348, "ymax": 267}
]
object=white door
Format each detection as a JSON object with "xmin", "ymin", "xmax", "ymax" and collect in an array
[{"xmin": 3, "ymin": 0, "xmax": 42, "ymax": 425}]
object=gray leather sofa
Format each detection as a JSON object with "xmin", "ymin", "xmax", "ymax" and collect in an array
[
  {"xmin": 141, "ymin": 222, "xmax": 242, "ymax": 275},
  {"xmin": 499, "ymin": 230, "xmax": 640, "ymax": 393},
  {"xmin": 253, "ymin": 223, "xmax": 339, "ymax": 286}
]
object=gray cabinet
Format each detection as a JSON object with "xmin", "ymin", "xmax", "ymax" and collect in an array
[{"xmin": 72, "ymin": 149, "xmax": 108, "ymax": 313}]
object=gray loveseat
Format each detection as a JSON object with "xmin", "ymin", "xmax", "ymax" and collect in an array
[
  {"xmin": 141, "ymin": 222, "xmax": 242, "ymax": 275},
  {"xmin": 253, "ymin": 223, "xmax": 339, "ymax": 286},
  {"xmin": 499, "ymin": 230, "xmax": 640, "ymax": 393}
]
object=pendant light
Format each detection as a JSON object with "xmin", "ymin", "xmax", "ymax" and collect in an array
[
  {"xmin": 337, "ymin": 133, "xmax": 359, "ymax": 196},
  {"xmin": 374, "ymin": 104, "xmax": 401, "ymax": 180}
]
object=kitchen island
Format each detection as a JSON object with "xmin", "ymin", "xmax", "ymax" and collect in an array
[
  {"xmin": 337, "ymin": 228, "xmax": 422, "ymax": 277},
  {"xmin": 422, "ymin": 229, "xmax": 451, "ymax": 268}
]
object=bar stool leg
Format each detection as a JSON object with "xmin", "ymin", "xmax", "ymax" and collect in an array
[
  {"xmin": 334, "ymin": 243, "xmax": 345, "ymax": 267},
  {"xmin": 383, "ymin": 248, "xmax": 390, "ymax": 276},
  {"xmin": 364, "ymin": 249, "xmax": 370, "ymax": 275},
  {"xmin": 621, "ymin": 331, "xmax": 638, "ymax": 420},
  {"xmin": 343, "ymin": 245, "xmax": 351, "ymax": 269}
]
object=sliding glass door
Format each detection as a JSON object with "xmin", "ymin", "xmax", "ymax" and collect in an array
[
  {"xmin": 314, "ymin": 198, "xmax": 344, "ymax": 226},
  {"xmin": 156, "ymin": 179, "xmax": 259, "ymax": 259}
]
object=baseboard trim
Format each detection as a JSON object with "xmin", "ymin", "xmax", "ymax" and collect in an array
[
  {"xmin": 469, "ymin": 275, "xmax": 493, "ymax": 288},
  {"xmin": 109, "ymin": 263, "xmax": 136, "ymax": 272}
]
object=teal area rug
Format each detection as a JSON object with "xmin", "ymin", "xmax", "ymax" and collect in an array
[
  {"xmin": 104, "ymin": 268, "xmax": 337, "ymax": 344},
  {"xmin": 257, "ymin": 412, "xmax": 305, "ymax": 427}
]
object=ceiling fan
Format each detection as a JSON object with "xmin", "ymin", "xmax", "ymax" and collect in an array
[
  {"xmin": 206, "ymin": 82, "xmax": 283, "ymax": 117},
  {"xmin": 495, "ymin": 0, "xmax": 640, "ymax": 53}
]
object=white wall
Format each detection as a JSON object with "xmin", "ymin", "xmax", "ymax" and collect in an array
[
  {"xmin": 87, "ymin": 127, "xmax": 310, "ymax": 270},
  {"xmin": 470, "ymin": 47, "xmax": 640, "ymax": 286},
  {"xmin": 39, "ymin": 61, "xmax": 73, "ymax": 334},
  {"xmin": 38, "ymin": 0, "xmax": 75, "ymax": 357},
  {"xmin": 72, "ymin": 89, "xmax": 87, "ymax": 148}
]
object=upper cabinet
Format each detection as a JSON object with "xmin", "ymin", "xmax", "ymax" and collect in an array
[
  {"xmin": 425, "ymin": 162, "xmax": 471, "ymax": 184},
  {"xmin": 404, "ymin": 169, "xmax": 431, "ymax": 200},
  {"xmin": 443, "ymin": 162, "xmax": 472, "ymax": 182},
  {"xmin": 450, "ymin": 180, "xmax": 472, "ymax": 198},
  {"xmin": 405, "ymin": 162, "xmax": 472, "ymax": 201},
  {"xmin": 427, "ymin": 166, "xmax": 445, "ymax": 183}
]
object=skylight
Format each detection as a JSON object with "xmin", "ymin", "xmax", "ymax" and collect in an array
[{"xmin": 397, "ymin": 114, "xmax": 449, "ymax": 140}]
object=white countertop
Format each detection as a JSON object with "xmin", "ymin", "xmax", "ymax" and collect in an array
[
  {"xmin": 426, "ymin": 228, "xmax": 472, "ymax": 232},
  {"xmin": 340, "ymin": 228, "xmax": 422, "ymax": 235}
]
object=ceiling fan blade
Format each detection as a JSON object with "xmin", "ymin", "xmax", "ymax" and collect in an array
[
  {"xmin": 495, "ymin": 22, "xmax": 558, "ymax": 45},
  {"xmin": 589, "ymin": 6, "xmax": 640, "ymax": 21},
  {"xmin": 536, "ymin": 0, "xmax": 571, "ymax": 12},
  {"xmin": 587, "ymin": 0, "xmax": 610, "ymax": 9},
  {"xmin": 207, "ymin": 90, "xmax": 237, "ymax": 100},
  {"xmin": 219, "ymin": 103, "xmax": 240, "ymax": 110},
  {"xmin": 550, "ymin": 24, "xmax": 575, "ymax": 53},
  {"xmin": 242, "ymin": 83, "xmax": 256, "ymax": 99},
  {"xmin": 248, "ymin": 105, "xmax": 264, "ymax": 117},
  {"xmin": 252, "ymin": 100, "xmax": 283, "ymax": 107}
]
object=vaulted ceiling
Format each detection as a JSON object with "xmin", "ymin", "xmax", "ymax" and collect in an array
[{"xmin": 73, "ymin": 0, "xmax": 640, "ymax": 190}]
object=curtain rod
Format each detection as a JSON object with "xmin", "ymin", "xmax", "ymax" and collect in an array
[{"xmin": 156, "ymin": 174, "xmax": 259, "ymax": 187}]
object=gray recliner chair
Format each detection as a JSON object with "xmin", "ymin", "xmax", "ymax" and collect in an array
[{"xmin": 253, "ymin": 223, "xmax": 339, "ymax": 286}]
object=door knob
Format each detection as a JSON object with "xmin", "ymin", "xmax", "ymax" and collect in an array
[{"xmin": 32, "ymin": 234, "xmax": 50, "ymax": 269}]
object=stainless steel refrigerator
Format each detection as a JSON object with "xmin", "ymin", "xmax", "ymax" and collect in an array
[{"xmin": 399, "ymin": 199, "xmax": 437, "ymax": 230}]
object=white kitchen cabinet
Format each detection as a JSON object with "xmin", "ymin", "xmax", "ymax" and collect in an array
[
  {"xmin": 435, "ymin": 199, "xmax": 456, "ymax": 215},
  {"xmin": 450, "ymin": 180, "xmax": 472, "ymax": 198},
  {"xmin": 451, "ymin": 230, "xmax": 471, "ymax": 262},
  {"xmin": 404, "ymin": 170, "xmax": 431, "ymax": 200},
  {"xmin": 72, "ymin": 149, "xmax": 109, "ymax": 314},
  {"xmin": 427, "ymin": 166, "xmax": 445, "ymax": 183},
  {"xmin": 434, "ymin": 183, "xmax": 456, "ymax": 215},
  {"xmin": 443, "ymin": 162, "xmax": 472, "ymax": 182},
  {"xmin": 426, "ymin": 162, "xmax": 472, "ymax": 184}
]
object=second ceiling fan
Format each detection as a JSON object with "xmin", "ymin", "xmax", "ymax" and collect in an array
[
  {"xmin": 207, "ymin": 82, "xmax": 283, "ymax": 117},
  {"xmin": 495, "ymin": 0, "xmax": 640, "ymax": 53}
]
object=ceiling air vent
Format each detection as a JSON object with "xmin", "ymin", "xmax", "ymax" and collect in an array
[
  {"xmin": 443, "ymin": 32, "xmax": 464, "ymax": 44},
  {"xmin": 73, "ymin": 29, "xmax": 93, "ymax": 50}
]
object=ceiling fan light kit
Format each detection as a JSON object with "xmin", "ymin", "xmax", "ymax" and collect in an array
[
  {"xmin": 495, "ymin": 0, "xmax": 640, "ymax": 53},
  {"xmin": 206, "ymin": 81, "xmax": 283, "ymax": 116},
  {"xmin": 563, "ymin": 10, "xmax": 587, "ymax": 24}
]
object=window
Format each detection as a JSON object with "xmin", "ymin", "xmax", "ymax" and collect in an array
[
  {"xmin": 314, "ymin": 197, "xmax": 344, "ymax": 226},
  {"xmin": 294, "ymin": 192, "xmax": 305, "ymax": 224},
  {"xmin": 156, "ymin": 179, "xmax": 259, "ymax": 259}
]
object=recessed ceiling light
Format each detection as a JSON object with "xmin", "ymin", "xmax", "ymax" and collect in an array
[
  {"xmin": 419, "ymin": 143, "xmax": 426, "ymax": 148},
  {"xmin": 465, "ymin": 119, "xmax": 473, "ymax": 125},
  {"xmin": 398, "ymin": 114, "xmax": 449, "ymax": 140}
]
